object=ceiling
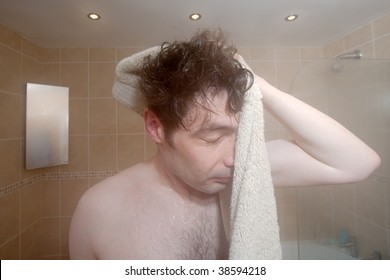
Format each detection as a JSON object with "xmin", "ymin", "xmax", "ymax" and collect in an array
[{"xmin": 0, "ymin": 0, "xmax": 389, "ymax": 48}]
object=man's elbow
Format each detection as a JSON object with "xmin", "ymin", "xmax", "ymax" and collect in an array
[{"xmin": 347, "ymin": 152, "xmax": 381, "ymax": 183}]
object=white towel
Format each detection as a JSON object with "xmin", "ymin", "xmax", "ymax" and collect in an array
[
  {"xmin": 112, "ymin": 47, "xmax": 282, "ymax": 260},
  {"xmin": 112, "ymin": 46, "xmax": 161, "ymax": 114},
  {"xmin": 219, "ymin": 79, "xmax": 282, "ymax": 259}
]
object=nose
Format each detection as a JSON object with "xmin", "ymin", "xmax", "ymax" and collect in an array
[
  {"xmin": 223, "ymin": 135, "xmax": 235, "ymax": 167},
  {"xmin": 224, "ymin": 155, "xmax": 234, "ymax": 167}
]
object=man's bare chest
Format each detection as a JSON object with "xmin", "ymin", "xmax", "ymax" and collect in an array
[
  {"xmin": 97, "ymin": 205, "xmax": 228, "ymax": 259},
  {"xmin": 170, "ymin": 211, "xmax": 228, "ymax": 259}
]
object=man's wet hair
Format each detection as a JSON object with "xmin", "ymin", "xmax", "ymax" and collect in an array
[{"xmin": 137, "ymin": 29, "xmax": 254, "ymax": 138}]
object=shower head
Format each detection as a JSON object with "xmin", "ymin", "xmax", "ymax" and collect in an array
[
  {"xmin": 336, "ymin": 50, "xmax": 363, "ymax": 60},
  {"xmin": 331, "ymin": 50, "xmax": 363, "ymax": 73}
]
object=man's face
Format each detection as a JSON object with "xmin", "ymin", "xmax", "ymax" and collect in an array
[{"xmin": 159, "ymin": 89, "xmax": 238, "ymax": 194}]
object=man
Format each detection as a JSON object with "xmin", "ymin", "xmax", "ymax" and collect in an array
[{"xmin": 69, "ymin": 30, "xmax": 380, "ymax": 259}]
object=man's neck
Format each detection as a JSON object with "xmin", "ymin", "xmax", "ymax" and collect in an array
[{"xmin": 150, "ymin": 154, "xmax": 217, "ymax": 205}]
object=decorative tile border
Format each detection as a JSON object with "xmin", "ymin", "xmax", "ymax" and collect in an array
[
  {"xmin": 41, "ymin": 171, "xmax": 117, "ymax": 181},
  {"xmin": 0, "ymin": 171, "xmax": 117, "ymax": 198}
]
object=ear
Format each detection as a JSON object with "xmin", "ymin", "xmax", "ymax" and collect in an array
[{"xmin": 144, "ymin": 109, "xmax": 165, "ymax": 143}]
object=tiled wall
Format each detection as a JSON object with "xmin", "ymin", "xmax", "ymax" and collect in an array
[
  {"xmin": 292, "ymin": 12, "xmax": 390, "ymax": 259},
  {"xmin": 0, "ymin": 12, "xmax": 389, "ymax": 259},
  {"xmin": 0, "ymin": 27, "xmax": 157, "ymax": 259}
]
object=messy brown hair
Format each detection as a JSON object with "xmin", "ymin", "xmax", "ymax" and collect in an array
[{"xmin": 138, "ymin": 29, "xmax": 253, "ymax": 138}]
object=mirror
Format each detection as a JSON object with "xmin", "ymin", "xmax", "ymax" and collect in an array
[{"xmin": 26, "ymin": 83, "xmax": 69, "ymax": 169}]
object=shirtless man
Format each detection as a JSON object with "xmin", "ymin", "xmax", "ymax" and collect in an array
[{"xmin": 69, "ymin": 30, "xmax": 380, "ymax": 259}]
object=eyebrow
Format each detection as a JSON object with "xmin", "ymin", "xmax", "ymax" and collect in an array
[{"xmin": 192, "ymin": 123, "xmax": 237, "ymax": 136}]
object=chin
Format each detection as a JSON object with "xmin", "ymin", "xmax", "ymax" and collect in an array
[{"xmin": 202, "ymin": 183, "xmax": 228, "ymax": 194}]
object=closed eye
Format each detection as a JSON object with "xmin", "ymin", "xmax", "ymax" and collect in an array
[
  {"xmin": 201, "ymin": 136, "xmax": 223, "ymax": 144},
  {"xmin": 193, "ymin": 122, "xmax": 238, "ymax": 145}
]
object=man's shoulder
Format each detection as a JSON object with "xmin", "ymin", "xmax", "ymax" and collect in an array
[
  {"xmin": 70, "ymin": 161, "xmax": 161, "ymax": 259},
  {"xmin": 83, "ymin": 162, "xmax": 150, "ymax": 204}
]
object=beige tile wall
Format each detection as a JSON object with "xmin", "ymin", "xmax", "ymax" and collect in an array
[
  {"xmin": 295, "ymin": 12, "xmax": 390, "ymax": 259},
  {"xmin": 325, "ymin": 13, "xmax": 390, "ymax": 59},
  {"xmin": 0, "ymin": 25, "xmax": 154, "ymax": 259},
  {"xmin": 0, "ymin": 12, "xmax": 389, "ymax": 259}
]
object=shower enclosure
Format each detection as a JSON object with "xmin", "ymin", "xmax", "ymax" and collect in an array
[{"xmin": 289, "ymin": 57, "xmax": 390, "ymax": 260}]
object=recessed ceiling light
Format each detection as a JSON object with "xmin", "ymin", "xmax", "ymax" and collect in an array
[
  {"xmin": 285, "ymin": 14, "xmax": 298, "ymax": 21},
  {"xmin": 87, "ymin": 13, "xmax": 101, "ymax": 20},
  {"xmin": 189, "ymin": 13, "xmax": 201, "ymax": 21}
]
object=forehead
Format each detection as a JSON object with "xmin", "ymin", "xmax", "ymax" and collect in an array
[{"xmin": 182, "ymin": 90, "xmax": 239, "ymax": 131}]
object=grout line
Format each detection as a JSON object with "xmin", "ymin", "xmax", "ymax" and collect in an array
[
  {"xmin": 18, "ymin": 182, "xmax": 21, "ymax": 259},
  {"xmin": 87, "ymin": 48, "xmax": 91, "ymax": 173},
  {"xmin": 58, "ymin": 177, "xmax": 62, "ymax": 257},
  {"xmin": 115, "ymin": 47, "xmax": 119, "ymax": 171}
]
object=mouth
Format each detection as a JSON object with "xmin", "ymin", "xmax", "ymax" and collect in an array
[{"xmin": 215, "ymin": 177, "xmax": 232, "ymax": 184}]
